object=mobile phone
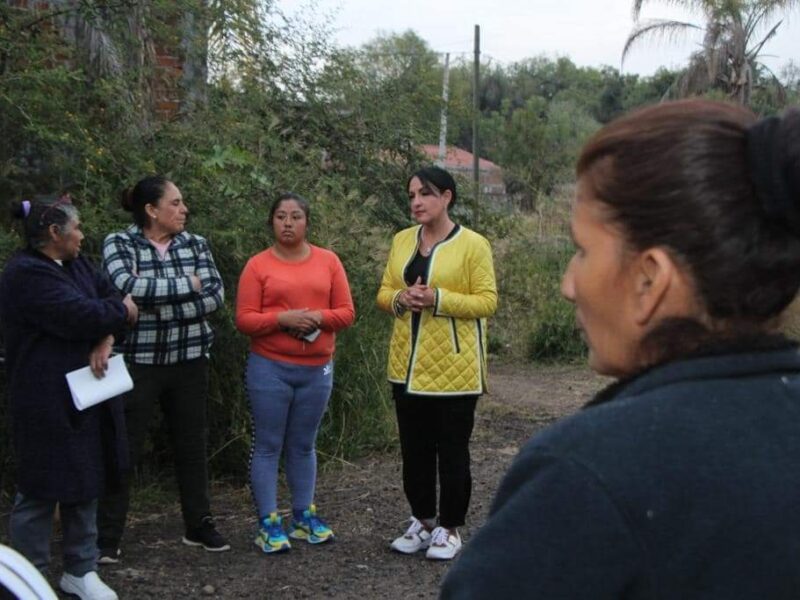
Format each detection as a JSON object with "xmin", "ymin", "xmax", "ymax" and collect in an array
[{"xmin": 302, "ymin": 328, "xmax": 321, "ymax": 342}]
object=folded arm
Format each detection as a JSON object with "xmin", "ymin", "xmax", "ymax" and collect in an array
[
  {"xmin": 155, "ymin": 244, "xmax": 225, "ymax": 321},
  {"xmin": 16, "ymin": 263, "xmax": 128, "ymax": 342},
  {"xmin": 102, "ymin": 233, "xmax": 196, "ymax": 306}
]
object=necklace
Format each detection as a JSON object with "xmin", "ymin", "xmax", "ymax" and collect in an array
[{"xmin": 420, "ymin": 225, "xmax": 454, "ymax": 256}]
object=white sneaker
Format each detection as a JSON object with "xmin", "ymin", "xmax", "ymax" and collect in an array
[
  {"xmin": 425, "ymin": 526, "xmax": 462, "ymax": 560},
  {"xmin": 60, "ymin": 571, "xmax": 118, "ymax": 600},
  {"xmin": 390, "ymin": 517, "xmax": 433, "ymax": 554}
]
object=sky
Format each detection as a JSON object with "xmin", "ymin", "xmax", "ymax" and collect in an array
[{"xmin": 284, "ymin": 0, "xmax": 799, "ymax": 77}]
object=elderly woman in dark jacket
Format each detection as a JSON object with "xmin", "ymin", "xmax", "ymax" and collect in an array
[{"xmin": 0, "ymin": 195, "xmax": 136, "ymax": 600}]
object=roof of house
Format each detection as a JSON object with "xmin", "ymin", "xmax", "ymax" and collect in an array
[{"xmin": 421, "ymin": 145, "xmax": 501, "ymax": 171}]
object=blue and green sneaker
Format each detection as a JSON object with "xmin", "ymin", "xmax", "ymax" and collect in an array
[
  {"xmin": 254, "ymin": 513, "xmax": 291, "ymax": 554},
  {"xmin": 289, "ymin": 504, "xmax": 335, "ymax": 544}
]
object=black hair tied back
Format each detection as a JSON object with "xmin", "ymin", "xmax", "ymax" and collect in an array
[{"xmin": 747, "ymin": 110, "xmax": 800, "ymax": 235}]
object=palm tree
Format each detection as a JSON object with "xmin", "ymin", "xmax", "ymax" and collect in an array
[{"xmin": 623, "ymin": 0, "xmax": 800, "ymax": 105}]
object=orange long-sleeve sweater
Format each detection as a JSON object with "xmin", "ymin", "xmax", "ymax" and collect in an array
[{"xmin": 235, "ymin": 245, "xmax": 355, "ymax": 366}]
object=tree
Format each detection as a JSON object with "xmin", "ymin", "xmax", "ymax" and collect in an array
[
  {"xmin": 623, "ymin": 0, "xmax": 800, "ymax": 105},
  {"xmin": 782, "ymin": 60, "xmax": 800, "ymax": 104},
  {"xmin": 312, "ymin": 30, "xmax": 454, "ymax": 192},
  {"xmin": 480, "ymin": 95, "xmax": 599, "ymax": 207},
  {"xmin": 354, "ymin": 30, "xmax": 445, "ymax": 139}
]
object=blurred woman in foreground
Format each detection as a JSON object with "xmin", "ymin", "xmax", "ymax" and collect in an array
[{"xmin": 442, "ymin": 100, "xmax": 800, "ymax": 598}]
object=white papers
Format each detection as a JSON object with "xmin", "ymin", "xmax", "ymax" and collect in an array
[{"xmin": 65, "ymin": 354, "xmax": 133, "ymax": 411}]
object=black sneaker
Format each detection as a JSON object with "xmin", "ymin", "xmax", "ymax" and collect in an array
[
  {"xmin": 182, "ymin": 515, "xmax": 231, "ymax": 552},
  {"xmin": 97, "ymin": 546, "xmax": 121, "ymax": 565}
]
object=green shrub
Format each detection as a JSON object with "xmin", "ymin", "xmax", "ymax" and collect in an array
[
  {"xmin": 0, "ymin": 76, "xmax": 405, "ymax": 485},
  {"xmin": 491, "ymin": 207, "xmax": 586, "ymax": 363},
  {"xmin": 526, "ymin": 296, "xmax": 586, "ymax": 362},
  {"xmin": 523, "ymin": 242, "xmax": 586, "ymax": 363}
]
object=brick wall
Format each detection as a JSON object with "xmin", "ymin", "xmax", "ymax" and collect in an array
[
  {"xmin": 12, "ymin": 0, "xmax": 184, "ymax": 119},
  {"xmin": 10, "ymin": 0, "xmax": 50, "ymax": 8},
  {"xmin": 154, "ymin": 46, "xmax": 183, "ymax": 119}
]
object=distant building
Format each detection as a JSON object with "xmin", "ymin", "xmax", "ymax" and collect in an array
[{"xmin": 420, "ymin": 145, "xmax": 508, "ymax": 207}]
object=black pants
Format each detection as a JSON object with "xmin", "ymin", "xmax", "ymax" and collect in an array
[
  {"xmin": 97, "ymin": 358, "xmax": 211, "ymax": 548},
  {"xmin": 393, "ymin": 385, "xmax": 478, "ymax": 528}
]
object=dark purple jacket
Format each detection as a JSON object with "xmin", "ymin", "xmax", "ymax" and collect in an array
[{"xmin": 0, "ymin": 249, "xmax": 129, "ymax": 502}]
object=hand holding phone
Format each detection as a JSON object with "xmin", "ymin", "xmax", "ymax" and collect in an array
[{"xmin": 302, "ymin": 328, "xmax": 321, "ymax": 342}]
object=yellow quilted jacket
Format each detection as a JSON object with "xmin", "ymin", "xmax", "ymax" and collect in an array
[{"xmin": 377, "ymin": 225, "xmax": 497, "ymax": 395}]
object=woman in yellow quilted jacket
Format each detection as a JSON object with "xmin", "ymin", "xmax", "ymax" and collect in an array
[{"xmin": 377, "ymin": 166, "xmax": 497, "ymax": 561}]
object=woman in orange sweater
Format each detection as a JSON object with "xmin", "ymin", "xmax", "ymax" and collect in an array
[{"xmin": 235, "ymin": 193, "xmax": 355, "ymax": 554}]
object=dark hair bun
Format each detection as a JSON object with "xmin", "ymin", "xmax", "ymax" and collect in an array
[
  {"xmin": 119, "ymin": 187, "xmax": 135, "ymax": 212},
  {"xmin": 747, "ymin": 110, "xmax": 800, "ymax": 235}
]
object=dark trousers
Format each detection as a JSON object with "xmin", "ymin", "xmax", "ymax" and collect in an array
[
  {"xmin": 9, "ymin": 494, "xmax": 98, "ymax": 577},
  {"xmin": 97, "ymin": 358, "xmax": 211, "ymax": 548},
  {"xmin": 393, "ymin": 385, "xmax": 478, "ymax": 528}
]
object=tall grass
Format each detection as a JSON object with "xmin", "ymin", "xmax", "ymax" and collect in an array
[{"xmin": 491, "ymin": 189, "xmax": 586, "ymax": 363}]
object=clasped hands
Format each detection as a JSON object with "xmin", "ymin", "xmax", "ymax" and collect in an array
[
  {"xmin": 279, "ymin": 308, "xmax": 323, "ymax": 339},
  {"xmin": 398, "ymin": 276, "xmax": 435, "ymax": 313}
]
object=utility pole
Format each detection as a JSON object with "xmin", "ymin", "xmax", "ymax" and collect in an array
[
  {"xmin": 436, "ymin": 53, "xmax": 451, "ymax": 167},
  {"xmin": 472, "ymin": 25, "xmax": 480, "ymax": 226}
]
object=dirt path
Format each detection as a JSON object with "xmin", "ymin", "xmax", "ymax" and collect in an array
[{"xmin": 3, "ymin": 362, "xmax": 608, "ymax": 599}]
